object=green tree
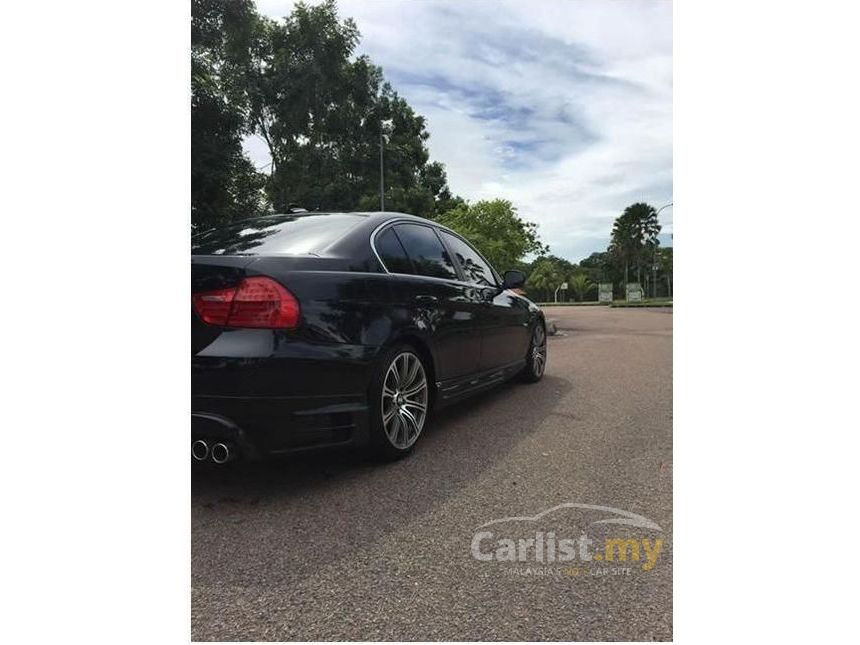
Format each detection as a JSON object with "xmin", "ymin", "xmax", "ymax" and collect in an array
[
  {"xmin": 569, "ymin": 274, "xmax": 596, "ymax": 302},
  {"xmin": 245, "ymin": 0, "xmax": 458, "ymax": 215},
  {"xmin": 608, "ymin": 202, "xmax": 661, "ymax": 291},
  {"xmin": 655, "ymin": 246, "xmax": 673, "ymax": 298},
  {"xmin": 537, "ymin": 255, "xmax": 578, "ymax": 301},
  {"xmin": 579, "ymin": 251, "xmax": 617, "ymax": 290},
  {"xmin": 192, "ymin": 0, "xmax": 462, "ymax": 227},
  {"xmin": 436, "ymin": 199, "xmax": 547, "ymax": 271},
  {"xmin": 543, "ymin": 254, "xmax": 576, "ymax": 279},
  {"xmin": 524, "ymin": 258, "xmax": 563, "ymax": 302},
  {"xmin": 192, "ymin": 0, "xmax": 268, "ymax": 230}
]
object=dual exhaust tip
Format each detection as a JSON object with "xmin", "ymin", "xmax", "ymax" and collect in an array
[{"xmin": 192, "ymin": 439, "xmax": 235, "ymax": 464}]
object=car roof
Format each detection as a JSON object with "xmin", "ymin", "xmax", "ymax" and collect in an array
[
  {"xmin": 233, "ymin": 211, "xmax": 431, "ymax": 223},
  {"xmin": 191, "ymin": 211, "xmax": 464, "ymax": 261}
]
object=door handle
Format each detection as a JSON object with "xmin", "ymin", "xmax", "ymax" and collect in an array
[{"xmin": 415, "ymin": 295, "xmax": 438, "ymax": 304}]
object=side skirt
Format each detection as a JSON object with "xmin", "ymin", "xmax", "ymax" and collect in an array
[{"xmin": 435, "ymin": 359, "xmax": 526, "ymax": 404}]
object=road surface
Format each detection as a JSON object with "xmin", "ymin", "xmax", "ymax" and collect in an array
[{"xmin": 192, "ymin": 305, "xmax": 673, "ymax": 640}]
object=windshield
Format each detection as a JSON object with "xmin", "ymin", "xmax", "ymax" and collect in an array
[{"xmin": 191, "ymin": 213, "xmax": 367, "ymax": 256}]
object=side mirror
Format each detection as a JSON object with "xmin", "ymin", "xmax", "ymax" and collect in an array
[{"xmin": 502, "ymin": 270, "xmax": 526, "ymax": 290}]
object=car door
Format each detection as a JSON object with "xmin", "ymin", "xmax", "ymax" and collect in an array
[
  {"xmin": 483, "ymin": 286, "xmax": 532, "ymax": 368},
  {"xmin": 376, "ymin": 222, "xmax": 482, "ymax": 381},
  {"xmin": 437, "ymin": 230, "xmax": 531, "ymax": 371}
]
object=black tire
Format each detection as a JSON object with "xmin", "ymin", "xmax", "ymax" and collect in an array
[
  {"xmin": 367, "ymin": 343, "xmax": 431, "ymax": 460},
  {"xmin": 519, "ymin": 322, "xmax": 547, "ymax": 383}
]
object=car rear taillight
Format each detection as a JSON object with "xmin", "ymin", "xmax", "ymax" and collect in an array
[
  {"xmin": 192, "ymin": 286, "xmax": 235, "ymax": 325},
  {"xmin": 192, "ymin": 277, "xmax": 300, "ymax": 329}
]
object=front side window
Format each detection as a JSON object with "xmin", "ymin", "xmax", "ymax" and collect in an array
[
  {"xmin": 439, "ymin": 231, "xmax": 497, "ymax": 286},
  {"xmin": 393, "ymin": 224, "xmax": 458, "ymax": 280}
]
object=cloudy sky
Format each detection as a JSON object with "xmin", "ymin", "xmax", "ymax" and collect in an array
[{"xmin": 248, "ymin": 0, "xmax": 672, "ymax": 262}]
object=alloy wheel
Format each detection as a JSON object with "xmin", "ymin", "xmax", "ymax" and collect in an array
[
  {"xmin": 381, "ymin": 352, "xmax": 429, "ymax": 449},
  {"xmin": 532, "ymin": 325, "xmax": 547, "ymax": 377}
]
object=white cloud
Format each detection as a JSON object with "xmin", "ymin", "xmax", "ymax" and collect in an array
[{"xmin": 251, "ymin": 0, "xmax": 673, "ymax": 261}]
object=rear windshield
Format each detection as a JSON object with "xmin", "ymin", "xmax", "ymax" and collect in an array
[{"xmin": 191, "ymin": 213, "xmax": 366, "ymax": 256}]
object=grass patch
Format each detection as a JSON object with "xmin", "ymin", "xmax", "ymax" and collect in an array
[
  {"xmin": 538, "ymin": 299, "xmax": 673, "ymax": 308},
  {"xmin": 536, "ymin": 301, "xmax": 606, "ymax": 307},
  {"xmin": 610, "ymin": 300, "xmax": 673, "ymax": 308}
]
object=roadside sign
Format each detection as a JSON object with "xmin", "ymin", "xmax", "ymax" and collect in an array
[
  {"xmin": 598, "ymin": 283, "xmax": 613, "ymax": 303},
  {"xmin": 560, "ymin": 282, "xmax": 568, "ymax": 290},
  {"xmin": 626, "ymin": 283, "xmax": 643, "ymax": 302}
]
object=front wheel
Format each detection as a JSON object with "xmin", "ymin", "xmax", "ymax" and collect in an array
[
  {"xmin": 368, "ymin": 345, "xmax": 430, "ymax": 460},
  {"xmin": 519, "ymin": 322, "xmax": 547, "ymax": 383}
]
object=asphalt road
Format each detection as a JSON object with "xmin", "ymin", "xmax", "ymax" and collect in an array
[{"xmin": 192, "ymin": 306, "xmax": 673, "ymax": 641}]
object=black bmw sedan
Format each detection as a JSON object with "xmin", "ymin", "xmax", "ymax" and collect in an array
[{"xmin": 191, "ymin": 212, "xmax": 547, "ymax": 463}]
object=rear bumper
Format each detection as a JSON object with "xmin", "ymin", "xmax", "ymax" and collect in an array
[
  {"xmin": 192, "ymin": 330, "xmax": 381, "ymax": 459},
  {"xmin": 192, "ymin": 393, "xmax": 370, "ymax": 459}
]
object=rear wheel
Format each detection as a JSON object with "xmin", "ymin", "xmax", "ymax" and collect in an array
[
  {"xmin": 520, "ymin": 322, "xmax": 547, "ymax": 383},
  {"xmin": 368, "ymin": 345, "xmax": 430, "ymax": 460}
]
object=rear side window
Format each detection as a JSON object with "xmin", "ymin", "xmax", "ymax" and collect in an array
[
  {"xmin": 394, "ymin": 224, "xmax": 458, "ymax": 280},
  {"xmin": 375, "ymin": 227, "xmax": 414, "ymax": 274},
  {"xmin": 192, "ymin": 213, "xmax": 365, "ymax": 255},
  {"xmin": 439, "ymin": 231, "xmax": 497, "ymax": 286}
]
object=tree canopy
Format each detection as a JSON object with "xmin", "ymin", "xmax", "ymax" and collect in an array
[
  {"xmin": 608, "ymin": 202, "xmax": 661, "ymax": 285},
  {"xmin": 436, "ymin": 199, "xmax": 547, "ymax": 272},
  {"xmin": 191, "ymin": 0, "xmax": 461, "ymax": 229},
  {"xmin": 568, "ymin": 274, "xmax": 596, "ymax": 302},
  {"xmin": 192, "ymin": 0, "xmax": 268, "ymax": 230},
  {"xmin": 525, "ymin": 259, "xmax": 564, "ymax": 302}
]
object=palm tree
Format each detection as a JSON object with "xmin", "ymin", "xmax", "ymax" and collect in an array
[
  {"xmin": 569, "ymin": 274, "xmax": 595, "ymax": 302},
  {"xmin": 526, "ymin": 261, "xmax": 561, "ymax": 302},
  {"xmin": 609, "ymin": 203, "xmax": 662, "ymax": 290}
]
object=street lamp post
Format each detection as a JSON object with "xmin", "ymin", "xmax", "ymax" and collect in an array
[
  {"xmin": 379, "ymin": 119, "xmax": 393, "ymax": 212},
  {"xmin": 379, "ymin": 132, "xmax": 384, "ymax": 212}
]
